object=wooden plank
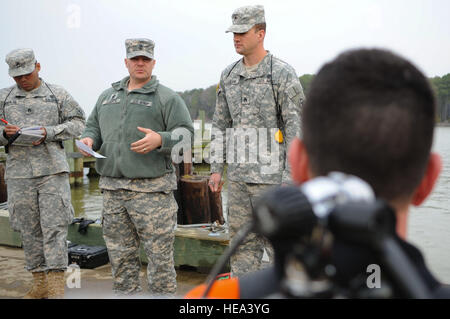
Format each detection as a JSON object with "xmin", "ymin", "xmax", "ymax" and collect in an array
[
  {"xmin": 74, "ymin": 158, "xmax": 84, "ymax": 185},
  {"xmin": 173, "ymin": 227, "xmax": 229, "ymax": 272},
  {"xmin": 0, "ymin": 163, "xmax": 7, "ymax": 203},
  {"xmin": 141, "ymin": 227, "xmax": 229, "ymax": 272},
  {"xmin": 0, "ymin": 211, "xmax": 22, "ymax": 247},
  {"xmin": 1, "ymin": 210, "xmax": 230, "ymax": 272},
  {"xmin": 176, "ymin": 227, "xmax": 228, "ymax": 243},
  {"xmin": 66, "ymin": 152, "xmax": 83, "ymax": 159}
]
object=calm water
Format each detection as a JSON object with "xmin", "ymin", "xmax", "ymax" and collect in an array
[
  {"xmin": 409, "ymin": 126, "xmax": 450, "ymax": 284},
  {"xmin": 70, "ymin": 167, "xmax": 229, "ymax": 222},
  {"xmin": 70, "ymin": 169, "xmax": 102, "ymax": 220},
  {"xmin": 71, "ymin": 126, "xmax": 450, "ymax": 283}
]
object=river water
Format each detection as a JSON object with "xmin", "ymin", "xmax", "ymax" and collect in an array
[
  {"xmin": 71, "ymin": 126, "xmax": 450, "ymax": 283},
  {"xmin": 409, "ymin": 126, "xmax": 450, "ymax": 284}
]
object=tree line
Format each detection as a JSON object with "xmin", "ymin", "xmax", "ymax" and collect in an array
[
  {"xmin": 179, "ymin": 74, "xmax": 450, "ymax": 123},
  {"xmin": 430, "ymin": 74, "xmax": 450, "ymax": 122}
]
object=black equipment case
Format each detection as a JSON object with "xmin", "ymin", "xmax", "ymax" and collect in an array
[{"xmin": 68, "ymin": 245, "xmax": 109, "ymax": 269}]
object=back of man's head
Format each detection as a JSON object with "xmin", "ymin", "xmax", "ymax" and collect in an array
[{"xmin": 302, "ymin": 48, "xmax": 436, "ymax": 203}]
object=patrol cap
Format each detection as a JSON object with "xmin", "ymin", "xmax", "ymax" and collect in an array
[
  {"xmin": 5, "ymin": 48, "xmax": 37, "ymax": 77},
  {"xmin": 125, "ymin": 38, "xmax": 155, "ymax": 59},
  {"xmin": 226, "ymin": 5, "xmax": 265, "ymax": 33}
]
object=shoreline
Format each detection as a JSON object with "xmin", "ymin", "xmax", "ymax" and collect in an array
[{"xmin": 0, "ymin": 245, "xmax": 207, "ymax": 299}]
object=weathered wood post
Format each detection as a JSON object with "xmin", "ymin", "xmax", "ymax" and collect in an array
[
  {"xmin": 64, "ymin": 139, "xmax": 84, "ymax": 186},
  {"xmin": 180, "ymin": 175, "xmax": 211, "ymax": 224},
  {"xmin": 200, "ymin": 110, "xmax": 205, "ymax": 137},
  {"xmin": 0, "ymin": 160, "xmax": 7, "ymax": 203}
]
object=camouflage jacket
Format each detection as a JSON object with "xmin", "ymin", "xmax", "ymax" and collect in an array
[
  {"xmin": 0, "ymin": 79, "xmax": 86, "ymax": 179},
  {"xmin": 210, "ymin": 52, "xmax": 304, "ymax": 184}
]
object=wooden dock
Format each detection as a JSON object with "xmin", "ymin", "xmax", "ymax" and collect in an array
[
  {"xmin": 0, "ymin": 116, "xmax": 227, "ymax": 271},
  {"xmin": 0, "ymin": 210, "xmax": 229, "ymax": 272},
  {"xmin": 63, "ymin": 139, "xmax": 97, "ymax": 185}
]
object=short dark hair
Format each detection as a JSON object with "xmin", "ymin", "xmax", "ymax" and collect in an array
[
  {"xmin": 254, "ymin": 23, "xmax": 266, "ymax": 33},
  {"xmin": 302, "ymin": 49, "xmax": 436, "ymax": 202}
]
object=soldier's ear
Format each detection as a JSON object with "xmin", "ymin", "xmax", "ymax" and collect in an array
[
  {"xmin": 35, "ymin": 63, "xmax": 41, "ymax": 73},
  {"xmin": 256, "ymin": 29, "xmax": 265, "ymax": 42},
  {"xmin": 261, "ymin": 30, "xmax": 266, "ymax": 40},
  {"xmin": 411, "ymin": 152, "xmax": 442, "ymax": 206},
  {"xmin": 288, "ymin": 138, "xmax": 311, "ymax": 184}
]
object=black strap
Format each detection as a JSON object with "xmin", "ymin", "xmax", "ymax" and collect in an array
[
  {"xmin": 225, "ymin": 59, "xmax": 241, "ymax": 79},
  {"xmin": 2, "ymin": 87, "xmax": 15, "ymax": 153},
  {"xmin": 225, "ymin": 56, "xmax": 285, "ymax": 138},
  {"xmin": 43, "ymin": 82, "xmax": 61, "ymax": 119},
  {"xmin": 1, "ymin": 87, "xmax": 14, "ymax": 116},
  {"xmin": 43, "ymin": 82, "xmax": 64, "ymax": 149},
  {"xmin": 270, "ymin": 55, "xmax": 284, "ymax": 135}
]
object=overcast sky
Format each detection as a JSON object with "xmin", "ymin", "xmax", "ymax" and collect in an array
[{"xmin": 1, "ymin": 0, "xmax": 449, "ymax": 115}]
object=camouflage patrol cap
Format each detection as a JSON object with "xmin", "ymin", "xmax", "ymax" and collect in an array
[
  {"xmin": 5, "ymin": 48, "xmax": 37, "ymax": 77},
  {"xmin": 125, "ymin": 38, "xmax": 155, "ymax": 59},
  {"xmin": 226, "ymin": 5, "xmax": 265, "ymax": 33}
]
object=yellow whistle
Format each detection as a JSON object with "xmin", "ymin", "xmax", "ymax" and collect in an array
[{"xmin": 275, "ymin": 129, "xmax": 283, "ymax": 144}]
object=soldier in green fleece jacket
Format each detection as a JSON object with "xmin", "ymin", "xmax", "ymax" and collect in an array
[{"xmin": 78, "ymin": 38, "xmax": 193, "ymax": 296}]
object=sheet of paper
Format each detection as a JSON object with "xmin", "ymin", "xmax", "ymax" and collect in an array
[
  {"xmin": 13, "ymin": 127, "xmax": 45, "ymax": 146},
  {"xmin": 22, "ymin": 126, "xmax": 44, "ymax": 132},
  {"xmin": 14, "ymin": 133, "xmax": 44, "ymax": 146},
  {"xmin": 75, "ymin": 140, "xmax": 106, "ymax": 158}
]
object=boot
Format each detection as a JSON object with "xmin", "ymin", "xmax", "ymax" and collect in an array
[
  {"xmin": 47, "ymin": 270, "xmax": 65, "ymax": 299},
  {"xmin": 23, "ymin": 271, "xmax": 48, "ymax": 299}
]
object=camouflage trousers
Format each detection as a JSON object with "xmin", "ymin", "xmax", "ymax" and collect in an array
[
  {"xmin": 101, "ymin": 189, "xmax": 178, "ymax": 295},
  {"xmin": 7, "ymin": 173, "xmax": 74, "ymax": 272},
  {"xmin": 227, "ymin": 181, "xmax": 275, "ymax": 277}
]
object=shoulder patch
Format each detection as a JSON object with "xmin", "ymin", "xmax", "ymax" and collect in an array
[
  {"xmin": 102, "ymin": 93, "xmax": 121, "ymax": 105},
  {"xmin": 288, "ymin": 86, "xmax": 299, "ymax": 99}
]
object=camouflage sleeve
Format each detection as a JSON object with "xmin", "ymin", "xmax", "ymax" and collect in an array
[
  {"xmin": 156, "ymin": 93, "xmax": 194, "ymax": 155},
  {"xmin": 44, "ymin": 89, "xmax": 86, "ymax": 142},
  {"xmin": 210, "ymin": 76, "xmax": 232, "ymax": 176},
  {"xmin": 278, "ymin": 68, "xmax": 305, "ymax": 183},
  {"xmin": 0, "ymin": 90, "xmax": 8, "ymax": 146},
  {"xmin": 0, "ymin": 127, "xmax": 6, "ymax": 146},
  {"xmin": 80, "ymin": 94, "xmax": 104, "ymax": 151}
]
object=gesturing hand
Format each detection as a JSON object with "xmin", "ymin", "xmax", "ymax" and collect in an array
[{"xmin": 130, "ymin": 127, "xmax": 162, "ymax": 154}]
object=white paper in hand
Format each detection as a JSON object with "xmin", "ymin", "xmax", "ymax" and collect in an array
[
  {"xmin": 75, "ymin": 140, "xmax": 106, "ymax": 158},
  {"xmin": 13, "ymin": 127, "xmax": 45, "ymax": 146}
]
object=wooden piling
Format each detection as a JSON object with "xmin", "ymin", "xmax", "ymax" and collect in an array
[
  {"xmin": 64, "ymin": 139, "xmax": 84, "ymax": 186},
  {"xmin": 0, "ymin": 162, "xmax": 7, "ymax": 203},
  {"xmin": 180, "ymin": 175, "xmax": 212, "ymax": 224}
]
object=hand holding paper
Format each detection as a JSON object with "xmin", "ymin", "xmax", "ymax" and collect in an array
[
  {"xmin": 76, "ymin": 139, "xmax": 106, "ymax": 158},
  {"xmin": 11, "ymin": 126, "xmax": 46, "ymax": 146}
]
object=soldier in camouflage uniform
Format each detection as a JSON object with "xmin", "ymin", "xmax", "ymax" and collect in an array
[
  {"xmin": 209, "ymin": 5, "xmax": 305, "ymax": 277},
  {"xmin": 0, "ymin": 48, "xmax": 86, "ymax": 298},
  {"xmin": 78, "ymin": 39, "xmax": 194, "ymax": 296}
]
